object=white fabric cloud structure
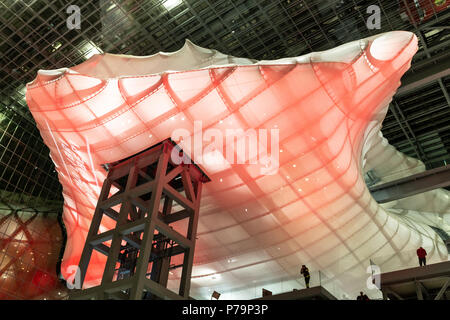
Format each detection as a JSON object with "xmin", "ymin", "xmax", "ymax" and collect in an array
[{"xmin": 26, "ymin": 31, "xmax": 449, "ymax": 299}]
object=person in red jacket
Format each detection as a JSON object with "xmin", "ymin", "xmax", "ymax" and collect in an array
[{"xmin": 417, "ymin": 246, "xmax": 427, "ymax": 266}]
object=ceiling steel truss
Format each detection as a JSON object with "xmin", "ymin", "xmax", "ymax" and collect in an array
[{"xmin": 0, "ymin": 0, "xmax": 449, "ymax": 199}]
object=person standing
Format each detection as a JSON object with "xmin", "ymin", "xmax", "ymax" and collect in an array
[
  {"xmin": 300, "ymin": 265, "xmax": 310, "ymax": 288},
  {"xmin": 356, "ymin": 291, "xmax": 370, "ymax": 300},
  {"xmin": 417, "ymin": 246, "xmax": 427, "ymax": 266}
]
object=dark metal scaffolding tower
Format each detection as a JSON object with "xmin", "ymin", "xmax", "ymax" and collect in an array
[{"xmin": 70, "ymin": 139, "xmax": 210, "ymax": 300}]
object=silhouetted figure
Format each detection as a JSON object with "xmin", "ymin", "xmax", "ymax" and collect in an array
[
  {"xmin": 300, "ymin": 265, "xmax": 310, "ymax": 288},
  {"xmin": 417, "ymin": 247, "xmax": 427, "ymax": 266},
  {"xmin": 356, "ymin": 291, "xmax": 370, "ymax": 300}
]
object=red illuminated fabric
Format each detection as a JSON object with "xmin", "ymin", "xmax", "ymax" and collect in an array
[
  {"xmin": 26, "ymin": 31, "xmax": 448, "ymax": 297},
  {"xmin": 0, "ymin": 205, "xmax": 64, "ymax": 299}
]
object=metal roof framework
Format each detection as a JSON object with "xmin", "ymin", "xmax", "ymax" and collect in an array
[{"xmin": 0, "ymin": 0, "xmax": 449, "ymax": 201}]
